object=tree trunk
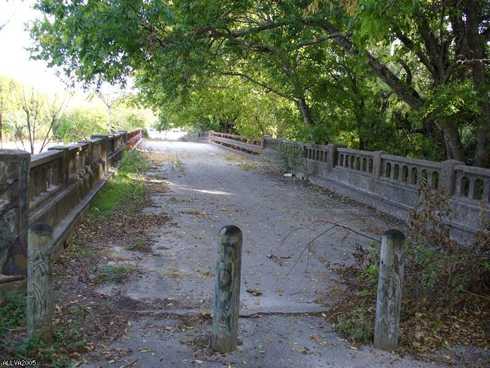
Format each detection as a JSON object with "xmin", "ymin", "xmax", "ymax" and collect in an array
[
  {"xmin": 441, "ymin": 122, "xmax": 465, "ymax": 161},
  {"xmin": 475, "ymin": 105, "xmax": 490, "ymax": 168},
  {"xmin": 464, "ymin": 0, "xmax": 490, "ymax": 167},
  {"xmin": 311, "ymin": 18, "xmax": 469, "ymax": 163},
  {"xmin": 297, "ymin": 97, "xmax": 315, "ymax": 127}
]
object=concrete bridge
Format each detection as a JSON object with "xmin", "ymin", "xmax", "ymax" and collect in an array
[
  {"xmin": 80, "ymin": 136, "xmax": 440, "ymax": 367},
  {"xmin": 0, "ymin": 131, "xmax": 488, "ymax": 368}
]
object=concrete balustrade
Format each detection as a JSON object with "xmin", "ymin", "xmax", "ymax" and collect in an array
[
  {"xmin": 209, "ymin": 131, "xmax": 263, "ymax": 154},
  {"xmin": 211, "ymin": 134, "xmax": 490, "ymax": 244},
  {"xmin": 0, "ymin": 129, "xmax": 144, "ymax": 294}
]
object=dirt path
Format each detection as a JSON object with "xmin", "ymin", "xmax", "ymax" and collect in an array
[{"xmin": 82, "ymin": 139, "xmax": 444, "ymax": 368}]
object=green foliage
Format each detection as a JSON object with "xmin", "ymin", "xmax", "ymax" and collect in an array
[
  {"xmin": 12, "ymin": 332, "xmax": 77, "ymax": 368},
  {"xmin": 95, "ymin": 264, "xmax": 136, "ymax": 284},
  {"xmin": 127, "ymin": 239, "xmax": 151, "ymax": 253},
  {"xmin": 54, "ymin": 107, "xmax": 106, "ymax": 143},
  {"xmin": 0, "ymin": 291, "xmax": 83, "ymax": 367},
  {"xmin": 330, "ymin": 187, "xmax": 490, "ymax": 350},
  {"xmin": 1, "ymin": 74, "xmax": 151, "ymax": 149},
  {"xmin": 89, "ymin": 150, "xmax": 149, "ymax": 217},
  {"xmin": 0, "ymin": 290, "xmax": 25, "ymax": 338},
  {"xmin": 335, "ymin": 306, "xmax": 374, "ymax": 344},
  {"xmin": 278, "ymin": 143, "xmax": 304, "ymax": 172},
  {"xmin": 30, "ymin": 0, "xmax": 490, "ymax": 165}
]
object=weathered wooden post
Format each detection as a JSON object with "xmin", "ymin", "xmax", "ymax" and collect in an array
[
  {"xmin": 374, "ymin": 229, "xmax": 405, "ymax": 351},
  {"xmin": 27, "ymin": 223, "xmax": 54, "ymax": 341},
  {"xmin": 211, "ymin": 225, "xmax": 242, "ymax": 353}
]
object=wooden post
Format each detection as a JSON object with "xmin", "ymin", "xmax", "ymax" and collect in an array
[
  {"xmin": 211, "ymin": 225, "xmax": 242, "ymax": 353},
  {"xmin": 374, "ymin": 229, "xmax": 405, "ymax": 351},
  {"xmin": 27, "ymin": 223, "xmax": 54, "ymax": 341}
]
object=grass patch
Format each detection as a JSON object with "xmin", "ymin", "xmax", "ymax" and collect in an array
[
  {"xmin": 89, "ymin": 150, "xmax": 149, "ymax": 217},
  {"xmin": 63, "ymin": 238, "xmax": 96, "ymax": 260},
  {"xmin": 173, "ymin": 157, "xmax": 184, "ymax": 171},
  {"xmin": 0, "ymin": 290, "xmax": 25, "ymax": 338},
  {"xmin": 95, "ymin": 264, "xmax": 136, "ymax": 284},
  {"xmin": 127, "ymin": 239, "xmax": 152, "ymax": 253},
  {"xmin": 10, "ymin": 329, "xmax": 86, "ymax": 368},
  {"xmin": 0, "ymin": 291, "xmax": 87, "ymax": 367},
  {"xmin": 238, "ymin": 162, "xmax": 257, "ymax": 171},
  {"xmin": 224, "ymin": 154, "xmax": 241, "ymax": 162},
  {"xmin": 335, "ymin": 305, "xmax": 374, "ymax": 344}
]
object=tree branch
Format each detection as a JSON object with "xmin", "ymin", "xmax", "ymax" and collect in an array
[
  {"xmin": 221, "ymin": 71, "xmax": 296, "ymax": 101},
  {"xmin": 303, "ymin": 17, "xmax": 425, "ymax": 110}
]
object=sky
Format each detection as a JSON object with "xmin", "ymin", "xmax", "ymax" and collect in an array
[
  {"xmin": 0, "ymin": 0, "xmax": 68, "ymax": 94},
  {"xmin": 0, "ymin": 0, "xmax": 133, "ymax": 104}
]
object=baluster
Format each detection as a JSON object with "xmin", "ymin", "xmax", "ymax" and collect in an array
[
  {"xmin": 468, "ymin": 176, "xmax": 476, "ymax": 199},
  {"xmin": 426, "ymin": 168, "xmax": 433, "ymax": 188},
  {"xmin": 484, "ymin": 178, "xmax": 490, "ymax": 203}
]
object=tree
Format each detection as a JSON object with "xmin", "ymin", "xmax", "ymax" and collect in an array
[
  {"xmin": 30, "ymin": 0, "xmax": 490, "ymax": 166},
  {"xmin": 54, "ymin": 107, "xmax": 107, "ymax": 143},
  {"xmin": 17, "ymin": 88, "xmax": 66, "ymax": 154},
  {"xmin": 0, "ymin": 77, "xmax": 19, "ymax": 147}
]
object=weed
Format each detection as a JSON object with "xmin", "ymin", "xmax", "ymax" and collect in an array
[
  {"xmin": 173, "ymin": 157, "xmax": 184, "ymax": 171},
  {"xmin": 63, "ymin": 238, "xmax": 95, "ymax": 259},
  {"xmin": 127, "ymin": 239, "xmax": 152, "ymax": 253},
  {"xmin": 238, "ymin": 162, "xmax": 257, "ymax": 171},
  {"xmin": 95, "ymin": 264, "xmax": 136, "ymax": 284},
  {"xmin": 0, "ymin": 290, "xmax": 25, "ymax": 339},
  {"xmin": 89, "ymin": 150, "xmax": 149, "ymax": 217},
  {"xmin": 0, "ymin": 292, "xmax": 89, "ymax": 367},
  {"xmin": 328, "ymin": 184, "xmax": 490, "ymax": 355},
  {"xmin": 278, "ymin": 142, "xmax": 304, "ymax": 173},
  {"xmin": 335, "ymin": 306, "xmax": 374, "ymax": 344},
  {"xmin": 224, "ymin": 154, "xmax": 241, "ymax": 162}
]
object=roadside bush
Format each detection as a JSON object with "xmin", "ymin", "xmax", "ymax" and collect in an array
[{"xmin": 328, "ymin": 183, "xmax": 490, "ymax": 355}]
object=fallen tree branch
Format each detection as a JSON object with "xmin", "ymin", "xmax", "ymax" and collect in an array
[
  {"xmin": 317, "ymin": 219, "xmax": 382, "ymax": 243},
  {"xmin": 287, "ymin": 224, "xmax": 338, "ymax": 276}
]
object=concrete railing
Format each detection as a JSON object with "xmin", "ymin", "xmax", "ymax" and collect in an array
[
  {"xmin": 0, "ymin": 129, "xmax": 143, "ymax": 290},
  {"xmin": 214, "ymin": 133, "xmax": 489, "ymax": 244},
  {"xmin": 209, "ymin": 131, "xmax": 263, "ymax": 154}
]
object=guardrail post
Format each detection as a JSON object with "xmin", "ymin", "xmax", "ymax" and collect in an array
[
  {"xmin": 262, "ymin": 135, "xmax": 271, "ymax": 149},
  {"xmin": 27, "ymin": 223, "xmax": 54, "ymax": 341},
  {"xmin": 91, "ymin": 135, "xmax": 110, "ymax": 172},
  {"xmin": 48, "ymin": 146, "xmax": 70, "ymax": 185},
  {"xmin": 374, "ymin": 229, "xmax": 405, "ymax": 351},
  {"xmin": 211, "ymin": 225, "xmax": 243, "ymax": 353},
  {"xmin": 372, "ymin": 151, "xmax": 384, "ymax": 178},
  {"xmin": 0, "ymin": 150, "xmax": 30, "ymax": 281},
  {"xmin": 440, "ymin": 160, "xmax": 463, "ymax": 195},
  {"xmin": 326, "ymin": 144, "xmax": 337, "ymax": 171}
]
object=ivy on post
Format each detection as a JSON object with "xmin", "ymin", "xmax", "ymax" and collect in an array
[
  {"xmin": 374, "ymin": 229, "xmax": 405, "ymax": 351},
  {"xmin": 27, "ymin": 223, "xmax": 54, "ymax": 341},
  {"xmin": 211, "ymin": 225, "xmax": 243, "ymax": 353}
]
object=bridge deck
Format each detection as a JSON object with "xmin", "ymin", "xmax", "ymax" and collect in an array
[{"xmin": 83, "ymin": 138, "xmax": 444, "ymax": 368}]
